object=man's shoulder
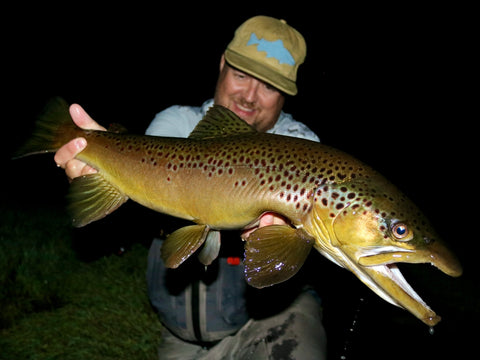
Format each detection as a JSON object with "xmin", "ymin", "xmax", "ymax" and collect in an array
[
  {"xmin": 161, "ymin": 99, "xmax": 213, "ymax": 118},
  {"xmin": 270, "ymin": 112, "xmax": 320, "ymax": 142},
  {"xmin": 146, "ymin": 101, "xmax": 212, "ymax": 137},
  {"xmin": 159, "ymin": 104, "xmax": 203, "ymax": 119}
]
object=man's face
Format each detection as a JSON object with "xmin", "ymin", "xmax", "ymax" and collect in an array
[{"xmin": 213, "ymin": 55, "xmax": 285, "ymax": 132}]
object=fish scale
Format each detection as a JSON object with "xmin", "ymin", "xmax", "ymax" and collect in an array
[{"xmin": 16, "ymin": 97, "xmax": 462, "ymax": 327}]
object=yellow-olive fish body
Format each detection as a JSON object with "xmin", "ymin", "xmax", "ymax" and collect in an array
[{"xmin": 16, "ymin": 98, "xmax": 462, "ymax": 326}]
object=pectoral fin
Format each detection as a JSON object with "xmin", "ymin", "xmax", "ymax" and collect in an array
[
  {"xmin": 67, "ymin": 173, "xmax": 128, "ymax": 227},
  {"xmin": 244, "ymin": 225, "xmax": 315, "ymax": 288},
  {"xmin": 198, "ymin": 230, "xmax": 221, "ymax": 266},
  {"xmin": 161, "ymin": 225, "xmax": 210, "ymax": 268}
]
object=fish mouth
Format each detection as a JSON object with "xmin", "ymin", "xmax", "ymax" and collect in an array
[
  {"xmin": 354, "ymin": 243, "xmax": 462, "ymax": 326},
  {"xmin": 363, "ymin": 262, "xmax": 441, "ymax": 326}
]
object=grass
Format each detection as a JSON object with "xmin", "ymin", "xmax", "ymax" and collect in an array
[{"xmin": 0, "ymin": 204, "xmax": 163, "ymax": 360}]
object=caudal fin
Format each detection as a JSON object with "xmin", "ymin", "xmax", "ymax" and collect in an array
[{"xmin": 14, "ymin": 97, "xmax": 79, "ymax": 158}]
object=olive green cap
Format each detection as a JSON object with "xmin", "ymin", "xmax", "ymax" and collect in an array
[{"xmin": 224, "ymin": 16, "xmax": 306, "ymax": 95}]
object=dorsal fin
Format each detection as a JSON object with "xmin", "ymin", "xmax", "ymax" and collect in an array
[
  {"xmin": 107, "ymin": 122, "xmax": 129, "ymax": 133},
  {"xmin": 188, "ymin": 105, "xmax": 258, "ymax": 139}
]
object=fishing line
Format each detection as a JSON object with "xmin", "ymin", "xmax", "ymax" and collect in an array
[{"xmin": 338, "ymin": 295, "xmax": 366, "ymax": 360}]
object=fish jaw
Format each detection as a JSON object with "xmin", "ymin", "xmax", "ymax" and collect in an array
[
  {"xmin": 361, "ymin": 263, "xmax": 441, "ymax": 326},
  {"xmin": 346, "ymin": 239, "xmax": 462, "ymax": 326},
  {"xmin": 358, "ymin": 240, "xmax": 463, "ymax": 278},
  {"xmin": 312, "ymin": 240, "xmax": 443, "ymax": 326}
]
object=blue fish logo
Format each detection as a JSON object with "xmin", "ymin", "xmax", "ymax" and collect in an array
[{"xmin": 247, "ymin": 33, "xmax": 295, "ymax": 66}]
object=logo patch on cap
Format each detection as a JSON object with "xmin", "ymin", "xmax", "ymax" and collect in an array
[{"xmin": 247, "ymin": 33, "xmax": 295, "ymax": 66}]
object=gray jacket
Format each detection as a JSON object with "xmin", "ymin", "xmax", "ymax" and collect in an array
[{"xmin": 147, "ymin": 236, "xmax": 248, "ymax": 343}]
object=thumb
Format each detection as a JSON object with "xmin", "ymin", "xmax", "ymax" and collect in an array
[{"xmin": 69, "ymin": 104, "xmax": 106, "ymax": 131}]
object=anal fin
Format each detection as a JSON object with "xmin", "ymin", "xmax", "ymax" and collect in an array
[
  {"xmin": 67, "ymin": 173, "xmax": 128, "ymax": 227},
  {"xmin": 198, "ymin": 230, "xmax": 221, "ymax": 266},
  {"xmin": 244, "ymin": 225, "xmax": 314, "ymax": 288}
]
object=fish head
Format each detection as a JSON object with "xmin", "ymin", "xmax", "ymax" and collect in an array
[{"xmin": 325, "ymin": 176, "xmax": 462, "ymax": 326}]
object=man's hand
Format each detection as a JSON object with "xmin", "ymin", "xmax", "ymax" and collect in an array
[
  {"xmin": 54, "ymin": 104, "xmax": 106, "ymax": 180},
  {"xmin": 241, "ymin": 212, "xmax": 289, "ymax": 240}
]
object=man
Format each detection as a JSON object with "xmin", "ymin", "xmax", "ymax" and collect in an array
[{"xmin": 55, "ymin": 16, "xmax": 326, "ymax": 359}]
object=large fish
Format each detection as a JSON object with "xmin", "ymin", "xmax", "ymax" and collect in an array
[{"xmin": 16, "ymin": 97, "xmax": 462, "ymax": 326}]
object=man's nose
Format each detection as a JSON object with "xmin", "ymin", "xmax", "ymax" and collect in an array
[{"xmin": 242, "ymin": 79, "xmax": 260, "ymax": 103}]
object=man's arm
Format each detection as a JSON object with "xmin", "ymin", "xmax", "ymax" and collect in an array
[{"xmin": 54, "ymin": 104, "xmax": 105, "ymax": 179}]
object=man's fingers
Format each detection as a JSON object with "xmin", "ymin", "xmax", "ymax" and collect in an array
[
  {"xmin": 258, "ymin": 213, "xmax": 287, "ymax": 227},
  {"xmin": 65, "ymin": 159, "xmax": 97, "ymax": 179},
  {"xmin": 241, "ymin": 212, "xmax": 289, "ymax": 240},
  {"xmin": 54, "ymin": 138, "xmax": 87, "ymax": 168},
  {"xmin": 52, "ymin": 103, "xmax": 104, "ymax": 181},
  {"xmin": 53, "ymin": 137, "xmax": 97, "ymax": 180},
  {"xmin": 69, "ymin": 104, "xmax": 106, "ymax": 131}
]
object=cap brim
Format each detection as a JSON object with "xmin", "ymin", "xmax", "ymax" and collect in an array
[{"xmin": 225, "ymin": 49, "xmax": 297, "ymax": 96}]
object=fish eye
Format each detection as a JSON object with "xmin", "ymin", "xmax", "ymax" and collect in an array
[{"xmin": 391, "ymin": 223, "xmax": 410, "ymax": 241}]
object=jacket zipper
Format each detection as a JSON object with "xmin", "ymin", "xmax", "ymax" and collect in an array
[{"xmin": 192, "ymin": 280, "xmax": 203, "ymax": 342}]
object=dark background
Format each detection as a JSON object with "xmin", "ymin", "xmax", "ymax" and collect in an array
[{"xmin": 3, "ymin": 4, "xmax": 476, "ymax": 359}]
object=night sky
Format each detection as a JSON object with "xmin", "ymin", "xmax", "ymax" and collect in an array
[{"xmin": 3, "ymin": 4, "xmax": 476, "ymax": 359}]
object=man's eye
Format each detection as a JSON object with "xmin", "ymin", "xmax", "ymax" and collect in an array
[{"xmin": 264, "ymin": 83, "xmax": 277, "ymax": 92}]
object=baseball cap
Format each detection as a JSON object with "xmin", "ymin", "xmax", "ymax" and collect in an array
[{"xmin": 224, "ymin": 15, "xmax": 306, "ymax": 96}]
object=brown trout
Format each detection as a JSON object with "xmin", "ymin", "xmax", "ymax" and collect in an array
[{"xmin": 17, "ymin": 97, "xmax": 462, "ymax": 326}]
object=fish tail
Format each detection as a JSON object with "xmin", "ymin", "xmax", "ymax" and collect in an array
[{"xmin": 13, "ymin": 97, "xmax": 79, "ymax": 159}]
